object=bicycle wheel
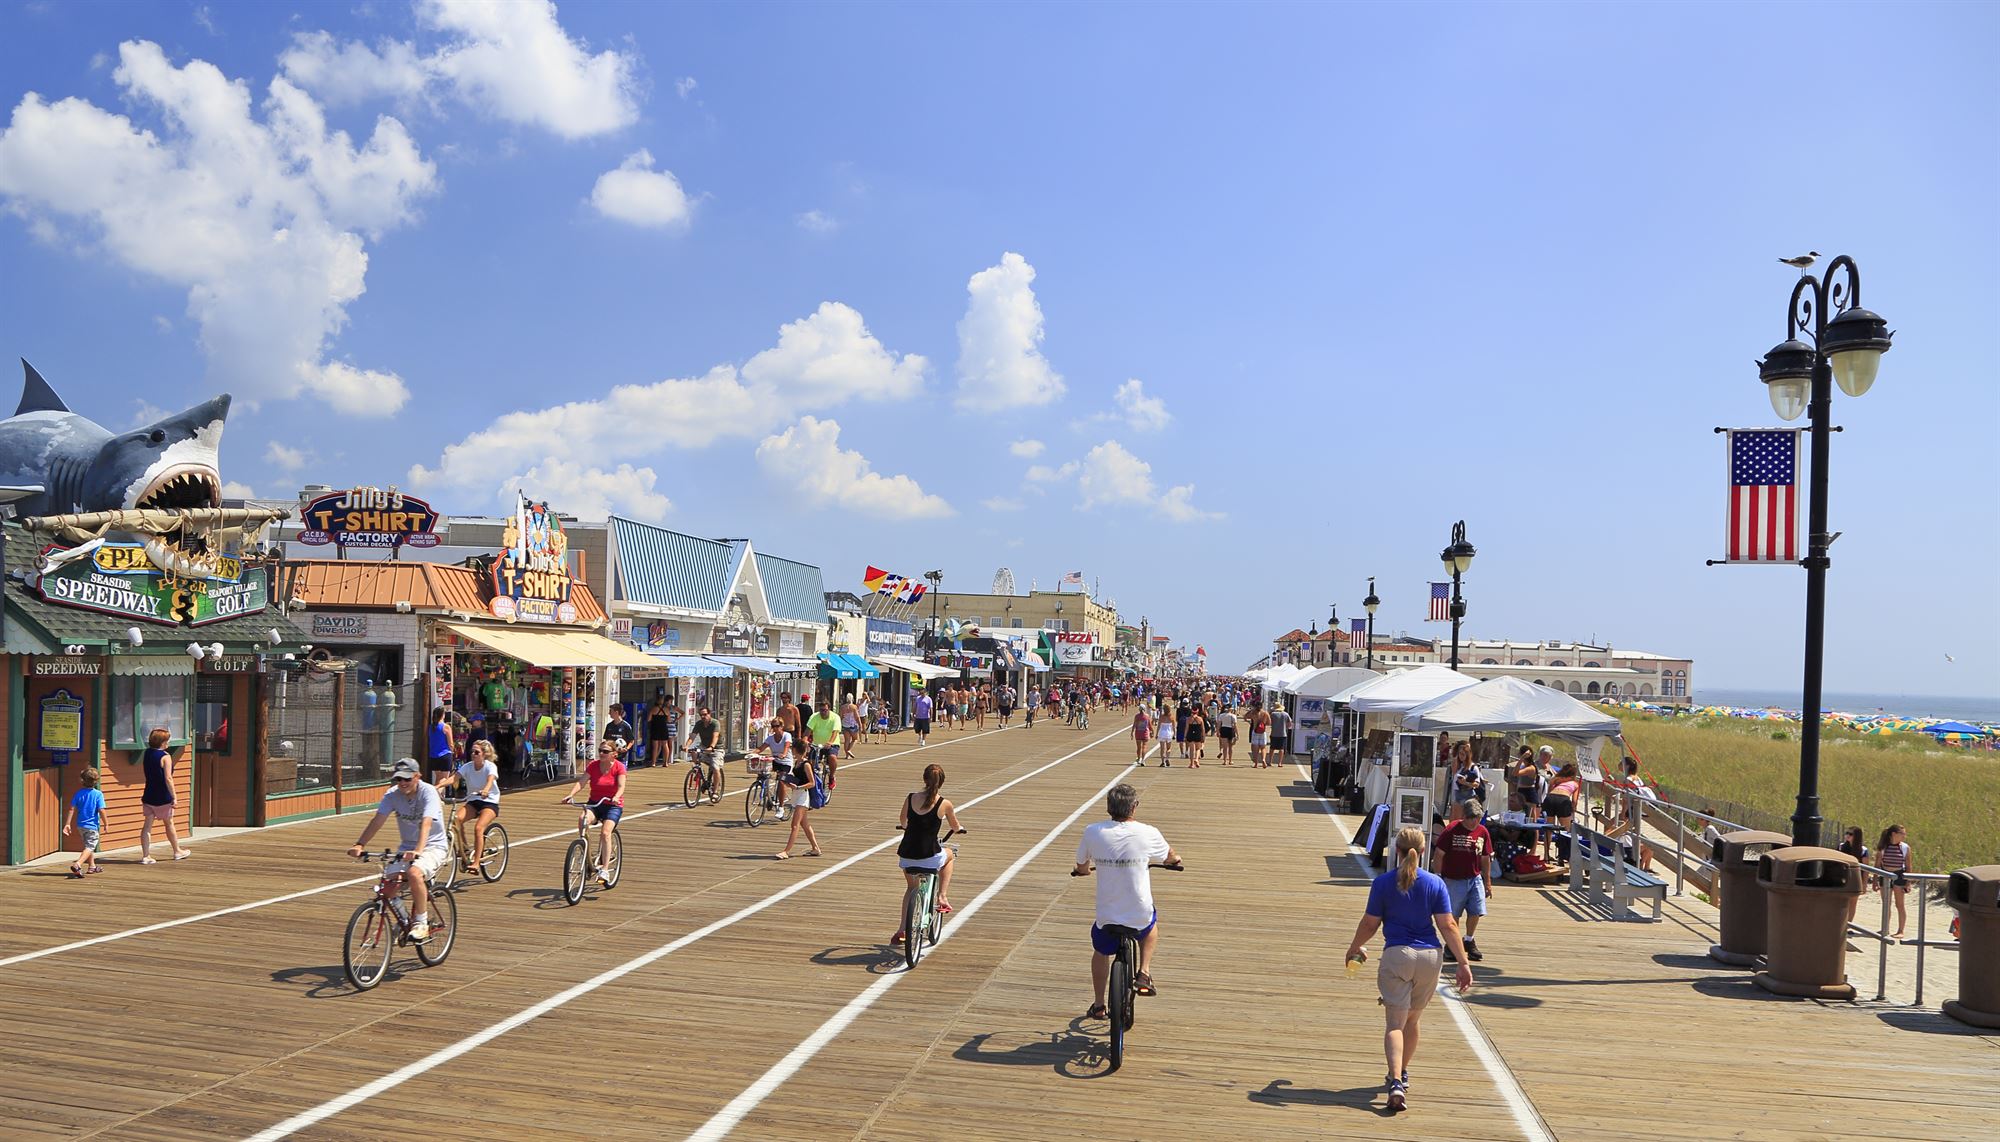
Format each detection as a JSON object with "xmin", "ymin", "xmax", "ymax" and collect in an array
[
  {"xmin": 745, "ymin": 777, "xmax": 768, "ymax": 826},
  {"xmin": 708, "ymin": 765, "xmax": 726, "ymax": 805},
  {"xmin": 1119, "ymin": 941, "xmax": 1138, "ymax": 1031},
  {"xmin": 436, "ymin": 839, "xmax": 459, "ymax": 891},
  {"xmin": 562, "ymin": 838, "xmax": 588, "ymax": 905},
  {"xmin": 415, "ymin": 888, "xmax": 457, "ymax": 966},
  {"xmin": 683, "ymin": 767, "xmax": 703, "ymax": 809},
  {"xmin": 479, "ymin": 823, "xmax": 509, "ymax": 882},
  {"xmin": 1107, "ymin": 955, "xmax": 1130, "ymax": 1071},
  {"xmin": 902, "ymin": 881, "xmax": 927, "ymax": 969},
  {"xmin": 927, "ymin": 891, "xmax": 945, "ymax": 948},
  {"xmin": 342, "ymin": 902, "xmax": 393, "ymax": 991},
  {"xmin": 602, "ymin": 828, "xmax": 623, "ymax": 889}
]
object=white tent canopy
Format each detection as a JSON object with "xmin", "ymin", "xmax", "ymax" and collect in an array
[
  {"xmin": 1278, "ymin": 666, "xmax": 1331, "ymax": 693},
  {"xmin": 1260, "ymin": 663, "xmax": 1303, "ymax": 690},
  {"xmin": 1289, "ymin": 667, "xmax": 1380, "ymax": 699},
  {"xmin": 1344, "ymin": 663, "xmax": 1480, "ymax": 713},
  {"xmin": 1400, "ymin": 675, "xmax": 1623, "ymax": 740}
]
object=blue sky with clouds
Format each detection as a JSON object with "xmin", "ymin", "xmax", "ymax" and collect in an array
[{"xmin": 0, "ymin": 0, "xmax": 1994, "ymax": 696}]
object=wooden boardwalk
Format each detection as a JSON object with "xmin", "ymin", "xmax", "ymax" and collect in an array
[{"xmin": 0, "ymin": 721, "xmax": 1993, "ymax": 1140}]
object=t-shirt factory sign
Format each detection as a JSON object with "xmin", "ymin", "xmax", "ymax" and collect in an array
[
  {"xmin": 297, "ymin": 486, "xmax": 441, "ymax": 550},
  {"xmin": 33, "ymin": 542, "xmax": 270, "ymax": 626},
  {"xmin": 486, "ymin": 497, "xmax": 580, "ymax": 624}
]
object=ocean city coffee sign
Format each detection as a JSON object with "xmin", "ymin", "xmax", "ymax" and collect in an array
[
  {"xmin": 487, "ymin": 497, "xmax": 578, "ymax": 623},
  {"xmin": 34, "ymin": 542, "xmax": 269, "ymax": 626},
  {"xmin": 297, "ymin": 486, "xmax": 441, "ymax": 550}
]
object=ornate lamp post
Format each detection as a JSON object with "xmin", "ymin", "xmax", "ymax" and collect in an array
[
  {"xmin": 1440, "ymin": 521, "xmax": 1475, "ymax": 670},
  {"xmin": 1327, "ymin": 605, "xmax": 1339, "ymax": 664},
  {"xmin": 1362, "ymin": 578, "xmax": 1379, "ymax": 672},
  {"xmin": 1755, "ymin": 255, "xmax": 1891, "ymax": 847},
  {"xmin": 924, "ymin": 569, "xmax": 943, "ymax": 653}
]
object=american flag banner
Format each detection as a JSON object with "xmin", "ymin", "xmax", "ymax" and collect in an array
[
  {"xmin": 1060, "ymin": 570, "xmax": 1084, "ymax": 587},
  {"xmin": 1428, "ymin": 582, "xmax": 1450, "ymax": 621},
  {"xmin": 1351, "ymin": 618, "xmax": 1368, "ymax": 649},
  {"xmin": 1727, "ymin": 429, "xmax": 1800, "ymax": 563}
]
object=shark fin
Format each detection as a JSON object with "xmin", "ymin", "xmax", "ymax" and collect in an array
[{"xmin": 17, "ymin": 360, "xmax": 71, "ymax": 416}]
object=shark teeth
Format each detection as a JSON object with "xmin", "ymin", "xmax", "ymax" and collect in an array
[{"xmin": 142, "ymin": 536, "xmax": 220, "ymax": 579}]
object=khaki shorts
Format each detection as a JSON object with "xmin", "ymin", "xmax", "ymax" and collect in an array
[
  {"xmin": 1378, "ymin": 944, "xmax": 1443, "ymax": 1013},
  {"xmin": 387, "ymin": 848, "xmax": 448, "ymax": 881}
]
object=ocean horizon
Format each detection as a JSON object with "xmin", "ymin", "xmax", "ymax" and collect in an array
[{"xmin": 1693, "ymin": 688, "xmax": 2000, "ymax": 725}]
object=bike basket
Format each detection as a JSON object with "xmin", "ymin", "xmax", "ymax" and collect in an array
[{"xmin": 745, "ymin": 758, "xmax": 772, "ymax": 774}]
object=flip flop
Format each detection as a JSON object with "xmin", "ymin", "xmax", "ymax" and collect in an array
[
  {"xmin": 774, "ymin": 851, "xmax": 792, "ymax": 860},
  {"xmin": 140, "ymin": 857, "xmax": 158, "ymax": 865},
  {"xmin": 806, "ymin": 849, "xmax": 824, "ymax": 857},
  {"xmin": 172, "ymin": 850, "xmax": 192, "ymax": 860},
  {"xmin": 1134, "ymin": 972, "xmax": 1157, "ymax": 996}
]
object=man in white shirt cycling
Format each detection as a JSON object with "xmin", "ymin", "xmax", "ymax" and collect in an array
[
  {"xmin": 348, "ymin": 757, "xmax": 449, "ymax": 940},
  {"xmin": 1073, "ymin": 783, "xmax": 1181, "ymax": 1020}
]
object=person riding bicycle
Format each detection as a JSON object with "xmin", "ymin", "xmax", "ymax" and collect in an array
[
  {"xmin": 439, "ymin": 739, "xmax": 501, "ymax": 875},
  {"xmin": 893, "ymin": 762, "xmax": 964, "ymax": 944},
  {"xmin": 806, "ymin": 701, "xmax": 842, "ymax": 788},
  {"xmin": 562, "ymin": 741, "xmax": 627, "ymax": 884},
  {"xmin": 348, "ymin": 758, "xmax": 448, "ymax": 941},
  {"xmin": 1073, "ymin": 783, "xmax": 1180, "ymax": 1020}
]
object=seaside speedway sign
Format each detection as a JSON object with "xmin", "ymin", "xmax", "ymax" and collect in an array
[
  {"xmin": 33, "ymin": 543, "xmax": 270, "ymax": 626},
  {"xmin": 296, "ymin": 486, "xmax": 441, "ymax": 550}
]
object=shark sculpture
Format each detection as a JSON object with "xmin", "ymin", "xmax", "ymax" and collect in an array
[{"xmin": 0, "ymin": 360, "xmax": 229, "ymax": 519}]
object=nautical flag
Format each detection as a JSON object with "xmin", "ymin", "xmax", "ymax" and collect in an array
[
  {"xmin": 898, "ymin": 581, "xmax": 927, "ymax": 604},
  {"xmin": 1061, "ymin": 570, "xmax": 1084, "ymax": 587},
  {"xmin": 1428, "ymin": 582, "xmax": 1450, "ymax": 622},
  {"xmin": 1351, "ymin": 618, "xmax": 1368, "ymax": 648},
  {"xmin": 1727, "ymin": 429, "xmax": 1800, "ymax": 564},
  {"xmin": 1195, "ymin": 645, "xmax": 1206, "ymax": 657},
  {"xmin": 862, "ymin": 566, "xmax": 891, "ymax": 592}
]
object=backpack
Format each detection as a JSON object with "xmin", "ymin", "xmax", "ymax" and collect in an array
[
  {"xmin": 1511, "ymin": 851, "xmax": 1549, "ymax": 876},
  {"xmin": 808, "ymin": 755, "xmax": 830, "ymax": 810}
]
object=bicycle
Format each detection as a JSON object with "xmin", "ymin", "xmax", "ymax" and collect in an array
[
  {"xmin": 743, "ymin": 754, "xmax": 791, "ymax": 827},
  {"xmin": 896, "ymin": 827, "xmax": 964, "ymax": 969},
  {"xmin": 1072, "ymin": 859, "xmax": 1184, "ymax": 1072},
  {"xmin": 558, "ymin": 797, "xmax": 623, "ymax": 906},
  {"xmin": 683, "ymin": 748, "xmax": 728, "ymax": 809},
  {"xmin": 342, "ymin": 849, "xmax": 458, "ymax": 991},
  {"xmin": 441, "ymin": 790, "xmax": 510, "ymax": 884}
]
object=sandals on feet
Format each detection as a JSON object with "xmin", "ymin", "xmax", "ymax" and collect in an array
[
  {"xmin": 774, "ymin": 851, "xmax": 792, "ymax": 860},
  {"xmin": 1085, "ymin": 1003, "xmax": 1108, "ymax": 1020},
  {"xmin": 1134, "ymin": 972, "xmax": 1157, "ymax": 996}
]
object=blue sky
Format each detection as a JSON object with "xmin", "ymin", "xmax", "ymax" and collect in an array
[{"xmin": 0, "ymin": 0, "xmax": 1994, "ymax": 696}]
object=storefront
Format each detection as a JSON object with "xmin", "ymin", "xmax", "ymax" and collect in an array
[
  {"xmin": 3, "ymin": 525, "xmax": 310, "ymax": 864},
  {"xmin": 863, "ymin": 618, "xmax": 919, "ymax": 729}
]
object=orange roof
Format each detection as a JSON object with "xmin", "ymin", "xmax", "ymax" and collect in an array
[
  {"xmin": 282, "ymin": 560, "xmax": 606, "ymax": 624},
  {"xmin": 1274, "ymin": 628, "xmax": 1308, "ymax": 642}
]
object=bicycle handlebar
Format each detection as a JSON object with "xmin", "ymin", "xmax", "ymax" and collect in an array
[
  {"xmin": 561, "ymin": 797, "xmax": 619, "ymax": 808},
  {"xmin": 1071, "ymin": 859, "xmax": 1184, "ymax": 877}
]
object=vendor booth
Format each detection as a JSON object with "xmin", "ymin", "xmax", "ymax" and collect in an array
[{"xmin": 1342, "ymin": 665, "xmax": 1479, "ymax": 812}]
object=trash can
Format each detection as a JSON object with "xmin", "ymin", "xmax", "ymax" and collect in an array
[
  {"xmin": 1313, "ymin": 753, "xmax": 1333, "ymax": 796},
  {"xmin": 1753, "ymin": 847, "xmax": 1862, "ymax": 1000},
  {"xmin": 1942, "ymin": 865, "xmax": 2000, "ymax": 1029},
  {"xmin": 1709, "ymin": 830, "xmax": 1795, "ymax": 966}
]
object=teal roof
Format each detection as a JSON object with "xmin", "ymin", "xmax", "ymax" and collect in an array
[
  {"xmin": 753, "ymin": 550, "xmax": 827, "ymax": 625},
  {"xmin": 608, "ymin": 517, "xmax": 733, "ymax": 614}
]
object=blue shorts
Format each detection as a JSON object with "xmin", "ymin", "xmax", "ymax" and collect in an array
[
  {"xmin": 589, "ymin": 804, "xmax": 623, "ymax": 823},
  {"xmin": 1090, "ymin": 910, "xmax": 1157, "ymax": 955},
  {"xmin": 1445, "ymin": 876, "xmax": 1487, "ymax": 918}
]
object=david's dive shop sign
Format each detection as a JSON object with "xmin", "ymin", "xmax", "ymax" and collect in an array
[{"xmin": 33, "ymin": 543, "xmax": 270, "ymax": 626}]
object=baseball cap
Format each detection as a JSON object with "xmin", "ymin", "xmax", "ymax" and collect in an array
[{"xmin": 390, "ymin": 758, "xmax": 421, "ymax": 779}]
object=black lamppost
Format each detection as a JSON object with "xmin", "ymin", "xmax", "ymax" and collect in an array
[
  {"xmin": 1755, "ymin": 255, "xmax": 1892, "ymax": 847},
  {"xmin": 924, "ymin": 569, "xmax": 943, "ymax": 653},
  {"xmin": 1327, "ymin": 605, "xmax": 1339, "ymax": 664},
  {"xmin": 1440, "ymin": 521, "xmax": 1475, "ymax": 670},
  {"xmin": 1362, "ymin": 577, "xmax": 1379, "ymax": 672}
]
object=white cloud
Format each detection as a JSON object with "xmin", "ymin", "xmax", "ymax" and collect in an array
[
  {"xmin": 264, "ymin": 441, "xmax": 310, "ymax": 471},
  {"xmin": 756, "ymin": 417, "xmax": 952, "ymax": 520},
  {"xmin": 954, "ymin": 252, "xmax": 1064, "ymax": 411},
  {"xmin": 127, "ymin": 400, "xmax": 171, "ymax": 428},
  {"xmin": 674, "ymin": 76, "xmax": 697, "ymax": 100},
  {"xmin": 1111, "ymin": 378, "xmax": 1170, "ymax": 431},
  {"xmin": 277, "ymin": 31, "xmax": 428, "ymax": 108},
  {"xmin": 1025, "ymin": 461, "xmax": 1077, "ymax": 484},
  {"xmin": 219, "ymin": 479, "xmax": 256, "ymax": 499},
  {"xmin": 0, "ymin": 41, "xmax": 434, "ymax": 415},
  {"xmin": 410, "ymin": 303, "xmax": 928, "ymax": 517},
  {"xmin": 517, "ymin": 458, "xmax": 671, "ymax": 521},
  {"xmin": 1009, "ymin": 438, "xmax": 1045, "ymax": 459},
  {"xmin": 981, "ymin": 496, "xmax": 1024, "ymax": 512},
  {"xmin": 795, "ymin": 209, "xmax": 837, "ymax": 234},
  {"xmin": 589, "ymin": 149, "xmax": 691, "ymax": 229},
  {"xmin": 193, "ymin": 5, "xmax": 219, "ymax": 36},
  {"xmin": 1075, "ymin": 439, "xmax": 1220, "ymax": 522},
  {"xmin": 280, "ymin": 0, "xmax": 638, "ymax": 139}
]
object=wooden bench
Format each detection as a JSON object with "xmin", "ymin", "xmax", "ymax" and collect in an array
[{"xmin": 1568, "ymin": 824, "xmax": 1667, "ymax": 921}]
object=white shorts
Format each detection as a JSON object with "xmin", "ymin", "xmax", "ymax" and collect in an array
[
  {"xmin": 899, "ymin": 851, "xmax": 949, "ymax": 871},
  {"xmin": 788, "ymin": 787, "xmax": 812, "ymax": 809},
  {"xmin": 387, "ymin": 848, "xmax": 448, "ymax": 881}
]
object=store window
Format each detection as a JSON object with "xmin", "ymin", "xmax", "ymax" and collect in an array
[
  {"xmin": 110, "ymin": 675, "xmax": 191, "ymax": 748},
  {"xmin": 195, "ymin": 676, "xmax": 233, "ymax": 754}
]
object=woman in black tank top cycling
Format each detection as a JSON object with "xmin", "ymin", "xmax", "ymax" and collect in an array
[{"xmin": 894, "ymin": 764, "xmax": 964, "ymax": 945}]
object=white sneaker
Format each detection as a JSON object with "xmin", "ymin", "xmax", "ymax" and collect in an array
[{"xmin": 410, "ymin": 919, "xmax": 431, "ymax": 941}]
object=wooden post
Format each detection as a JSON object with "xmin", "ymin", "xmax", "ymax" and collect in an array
[
  {"xmin": 331, "ymin": 669, "xmax": 346, "ymax": 811},
  {"xmin": 251, "ymin": 674, "xmax": 269, "ymax": 826}
]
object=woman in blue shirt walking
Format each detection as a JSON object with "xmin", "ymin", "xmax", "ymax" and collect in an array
[{"xmin": 1345, "ymin": 826, "xmax": 1474, "ymax": 1113}]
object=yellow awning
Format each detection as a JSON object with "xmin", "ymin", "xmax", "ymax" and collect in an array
[{"xmin": 440, "ymin": 622, "xmax": 659, "ymax": 669}]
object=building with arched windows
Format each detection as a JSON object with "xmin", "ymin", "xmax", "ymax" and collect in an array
[{"xmin": 1260, "ymin": 632, "xmax": 1693, "ymax": 706}]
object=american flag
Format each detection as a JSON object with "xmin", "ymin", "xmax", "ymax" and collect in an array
[
  {"xmin": 1728, "ymin": 429, "xmax": 1800, "ymax": 563},
  {"xmin": 1061, "ymin": 570, "xmax": 1084, "ymax": 587},
  {"xmin": 1351, "ymin": 618, "xmax": 1367, "ymax": 650},
  {"xmin": 1428, "ymin": 581, "xmax": 1450, "ymax": 622}
]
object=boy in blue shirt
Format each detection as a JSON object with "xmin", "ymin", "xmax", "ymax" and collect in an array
[{"xmin": 64, "ymin": 767, "xmax": 107, "ymax": 877}]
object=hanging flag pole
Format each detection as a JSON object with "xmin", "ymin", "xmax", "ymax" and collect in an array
[{"xmin": 1708, "ymin": 427, "xmax": 1802, "ymax": 565}]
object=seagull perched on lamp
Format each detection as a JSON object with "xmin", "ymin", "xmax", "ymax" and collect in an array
[{"xmin": 1779, "ymin": 251, "xmax": 1819, "ymax": 274}]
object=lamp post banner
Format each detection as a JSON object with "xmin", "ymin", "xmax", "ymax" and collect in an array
[{"xmin": 1723, "ymin": 429, "xmax": 1802, "ymax": 564}]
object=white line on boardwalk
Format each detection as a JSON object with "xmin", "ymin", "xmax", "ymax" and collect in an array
[
  {"xmin": 0, "ymin": 729, "xmax": 1008, "ymax": 971},
  {"xmin": 1291, "ymin": 763, "xmax": 1555, "ymax": 1142},
  {"xmin": 241, "ymin": 726, "xmax": 1128, "ymax": 1142},
  {"xmin": 684, "ymin": 759, "xmax": 1140, "ymax": 1141}
]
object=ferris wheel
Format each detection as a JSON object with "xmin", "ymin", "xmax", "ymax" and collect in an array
[{"xmin": 992, "ymin": 567, "xmax": 1016, "ymax": 596}]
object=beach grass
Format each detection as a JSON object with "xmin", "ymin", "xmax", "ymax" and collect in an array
[{"xmin": 1606, "ymin": 708, "xmax": 2000, "ymax": 876}]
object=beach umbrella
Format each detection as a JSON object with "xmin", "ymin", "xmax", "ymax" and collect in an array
[{"xmin": 1922, "ymin": 721, "xmax": 1989, "ymax": 737}]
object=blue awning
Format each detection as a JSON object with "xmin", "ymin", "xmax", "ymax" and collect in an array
[
  {"xmin": 705, "ymin": 655, "xmax": 785, "ymax": 674},
  {"xmin": 654, "ymin": 654, "xmax": 733, "ymax": 678},
  {"xmin": 820, "ymin": 652, "xmax": 879, "ymax": 679}
]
